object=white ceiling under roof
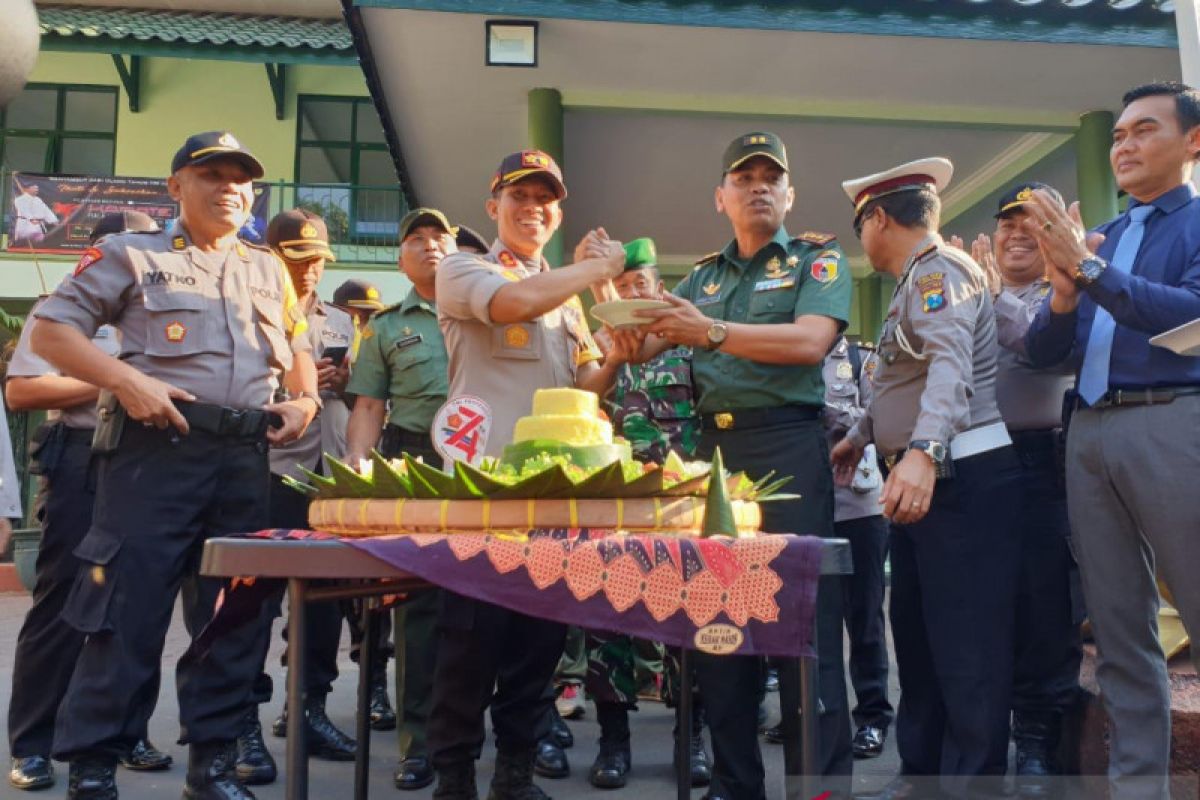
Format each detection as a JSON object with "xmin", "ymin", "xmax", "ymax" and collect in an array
[
  {"xmin": 357, "ymin": 7, "xmax": 1180, "ymax": 268},
  {"xmin": 35, "ymin": 0, "xmax": 342, "ymax": 19}
]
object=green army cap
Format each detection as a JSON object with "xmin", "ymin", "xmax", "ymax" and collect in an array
[
  {"xmin": 622, "ymin": 237, "xmax": 657, "ymax": 272},
  {"xmin": 399, "ymin": 207, "xmax": 457, "ymax": 242},
  {"xmin": 722, "ymin": 131, "xmax": 788, "ymax": 174}
]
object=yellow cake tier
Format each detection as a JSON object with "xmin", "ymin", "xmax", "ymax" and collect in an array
[
  {"xmin": 309, "ymin": 496, "xmax": 762, "ymax": 536},
  {"xmin": 512, "ymin": 414, "xmax": 613, "ymax": 446},
  {"xmin": 530, "ymin": 387, "xmax": 599, "ymax": 417}
]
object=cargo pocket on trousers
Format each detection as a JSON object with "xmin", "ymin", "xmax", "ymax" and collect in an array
[{"xmin": 62, "ymin": 529, "xmax": 123, "ymax": 634}]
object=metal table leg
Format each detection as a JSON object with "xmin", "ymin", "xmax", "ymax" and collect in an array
[
  {"xmin": 676, "ymin": 647, "xmax": 693, "ymax": 800},
  {"xmin": 286, "ymin": 578, "xmax": 309, "ymax": 800},
  {"xmin": 355, "ymin": 598, "xmax": 378, "ymax": 800}
]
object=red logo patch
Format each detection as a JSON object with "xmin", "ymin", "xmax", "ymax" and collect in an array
[
  {"xmin": 164, "ymin": 321, "xmax": 187, "ymax": 342},
  {"xmin": 521, "ymin": 151, "xmax": 550, "ymax": 169},
  {"xmin": 74, "ymin": 247, "xmax": 103, "ymax": 277},
  {"xmin": 497, "ymin": 250, "xmax": 519, "ymax": 269}
]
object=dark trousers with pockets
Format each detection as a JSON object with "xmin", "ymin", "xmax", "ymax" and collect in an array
[
  {"xmin": 8, "ymin": 428, "xmax": 153, "ymax": 757},
  {"xmin": 428, "ymin": 595, "xmax": 567, "ymax": 768},
  {"xmin": 838, "ymin": 514, "xmax": 894, "ymax": 731},
  {"xmin": 1010, "ymin": 431, "xmax": 1082, "ymax": 719},
  {"xmin": 695, "ymin": 416, "xmax": 849, "ymax": 800},
  {"xmin": 888, "ymin": 445, "xmax": 1022, "ymax": 797},
  {"xmin": 52, "ymin": 424, "xmax": 274, "ymax": 760}
]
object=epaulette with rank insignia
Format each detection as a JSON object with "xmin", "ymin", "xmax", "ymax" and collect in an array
[
  {"xmin": 375, "ymin": 301, "xmax": 404, "ymax": 316},
  {"xmin": 692, "ymin": 251, "xmax": 720, "ymax": 270},
  {"xmin": 793, "ymin": 231, "xmax": 837, "ymax": 247},
  {"xmin": 912, "ymin": 242, "xmax": 939, "ymax": 263},
  {"xmin": 857, "ymin": 340, "xmax": 877, "ymax": 351},
  {"xmin": 240, "ymin": 239, "xmax": 274, "ymax": 252}
]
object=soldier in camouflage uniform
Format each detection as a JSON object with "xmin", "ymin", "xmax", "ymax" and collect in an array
[
  {"xmin": 582, "ymin": 238, "xmax": 710, "ymax": 790},
  {"xmin": 606, "ymin": 243, "xmax": 700, "ymax": 464}
]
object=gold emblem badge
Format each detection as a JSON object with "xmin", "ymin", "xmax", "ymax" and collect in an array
[
  {"xmin": 504, "ymin": 324, "xmax": 530, "ymax": 349},
  {"xmin": 172, "ymin": 236, "xmax": 186, "ymax": 251},
  {"xmin": 218, "ymin": 132, "xmax": 239, "ymax": 149},
  {"xmin": 402, "ymin": 326, "xmax": 412, "ymax": 336},
  {"xmin": 165, "ymin": 321, "xmax": 187, "ymax": 342},
  {"xmin": 836, "ymin": 361, "xmax": 854, "ymax": 380},
  {"xmin": 236, "ymin": 243, "xmax": 247, "ymax": 259},
  {"xmin": 300, "ymin": 222, "xmax": 318, "ymax": 239},
  {"xmin": 702, "ymin": 282, "xmax": 721, "ymax": 296},
  {"xmin": 714, "ymin": 412, "xmax": 734, "ymax": 430},
  {"xmin": 764, "ymin": 255, "xmax": 789, "ymax": 279},
  {"xmin": 1016, "ymin": 187, "xmax": 1033, "ymax": 202},
  {"xmin": 786, "ymin": 255, "xmax": 799, "ymax": 267},
  {"xmin": 367, "ymin": 287, "xmax": 380, "ymax": 300}
]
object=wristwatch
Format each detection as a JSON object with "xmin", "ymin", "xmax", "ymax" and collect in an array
[
  {"xmin": 908, "ymin": 439, "xmax": 951, "ymax": 478},
  {"xmin": 706, "ymin": 321, "xmax": 729, "ymax": 350},
  {"xmin": 1074, "ymin": 255, "xmax": 1107, "ymax": 287}
]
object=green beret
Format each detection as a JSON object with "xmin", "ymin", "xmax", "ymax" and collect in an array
[{"xmin": 623, "ymin": 237, "xmax": 657, "ymax": 272}]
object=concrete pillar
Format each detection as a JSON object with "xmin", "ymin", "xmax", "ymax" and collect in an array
[
  {"xmin": 1076, "ymin": 111, "xmax": 1118, "ymax": 229},
  {"xmin": 1176, "ymin": 1, "xmax": 1200, "ymax": 190},
  {"xmin": 528, "ymin": 87, "xmax": 564, "ymax": 266}
]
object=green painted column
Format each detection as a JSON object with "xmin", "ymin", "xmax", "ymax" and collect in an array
[
  {"xmin": 1076, "ymin": 110, "xmax": 1119, "ymax": 228},
  {"xmin": 528, "ymin": 87, "xmax": 564, "ymax": 266}
]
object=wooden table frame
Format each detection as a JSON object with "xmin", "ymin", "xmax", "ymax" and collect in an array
[{"xmin": 200, "ymin": 536, "xmax": 852, "ymax": 800}]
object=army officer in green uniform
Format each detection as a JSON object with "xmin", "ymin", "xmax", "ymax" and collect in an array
[
  {"xmin": 345, "ymin": 207, "xmax": 454, "ymax": 792},
  {"xmin": 639, "ymin": 132, "xmax": 853, "ymax": 799}
]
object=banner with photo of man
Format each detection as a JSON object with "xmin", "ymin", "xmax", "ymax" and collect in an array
[{"xmin": 7, "ymin": 173, "xmax": 272, "ymax": 253}]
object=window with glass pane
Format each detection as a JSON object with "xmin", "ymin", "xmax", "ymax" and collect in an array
[
  {"xmin": 296, "ymin": 96, "xmax": 402, "ymax": 242},
  {"xmin": 0, "ymin": 84, "xmax": 117, "ymax": 176}
]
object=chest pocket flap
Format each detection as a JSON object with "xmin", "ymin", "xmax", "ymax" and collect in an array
[{"xmin": 142, "ymin": 289, "xmax": 209, "ymax": 357}]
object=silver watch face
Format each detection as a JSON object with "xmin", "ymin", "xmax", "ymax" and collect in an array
[
  {"xmin": 707, "ymin": 322, "xmax": 728, "ymax": 344},
  {"xmin": 1079, "ymin": 257, "xmax": 1105, "ymax": 282}
]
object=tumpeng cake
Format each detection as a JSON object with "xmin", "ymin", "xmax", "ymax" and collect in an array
[{"xmin": 501, "ymin": 387, "xmax": 632, "ymax": 469}]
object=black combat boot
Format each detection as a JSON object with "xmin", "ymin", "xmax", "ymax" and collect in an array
[
  {"xmin": 489, "ymin": 749, "xmax": 551, "ymax": 800},
  {"xmin": 303, "ymin": 693, "xmax": 357, "ymax": 761},
  {"xmin": 369, "ymin": 670, "xmax": 397, "ymax": 731},
  {"xmin": 673, "ymin": 704, "xmax": 711, "ymax": 787},
  {"xmin": 1014, "ymin": 710, "xmax": 1061, "ymax": 797},
  {"xmin": 234, "ymin": 708, "xmax": 276, "ymax": 785},
  {"xmin": 588, "ymin": 703, "xmax": 631, "ymax": 789},
  {"xmin": 433, "ymin": 761, "xmax": 479, "ymax": 800},
  {"xmin": 66, "ymin": 757, "xmax": 118, "ymax": 800},
  {"xmin": 181, "ymin": 741, "xmax": 256, "ymax": 800}
]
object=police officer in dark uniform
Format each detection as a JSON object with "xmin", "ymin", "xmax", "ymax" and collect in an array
[
  {"xmin": 345, "ymin": 207, "xmax": 455, "ymax": 791},
  {"xmin": 832, "ymin": 158, "xmax": 1022, "ymax": 799},
  {"xmin": 639, "ymin": 131, "xmax": 853, "ymax": 800},
  {"xmin": 6, "ymin": 213, "xmax": 172, "ymax": 793},
  {"xmin": 31, "ymin": 130, "xmax": 320, "ymax": 800}
]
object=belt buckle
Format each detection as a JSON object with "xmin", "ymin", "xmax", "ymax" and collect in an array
[
  {"xmin": 714, "ymin": 412, "xmax": 734, "ymax": 430},
  {"xmin": 222, "ymin": 407, "xmax": 246, "ymax": 436},
  {"xmin": 883, "ymin": 453, "xmax": 898, "ymax": 470}
]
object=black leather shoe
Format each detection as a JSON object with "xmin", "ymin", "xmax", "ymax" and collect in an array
[
  {"xmin": 9, "ymin": 756, "xmax": 54, "ymax": 790},
  {"xmin": 853, "ymin": 725, "xmax": 886, "ymax": 758},
  {"xmin": 394, "ymin": 755, "xmax": 435, "ymax": 791},
  {"xmin": 66, "ymin": 757, "xmax": 118, "ymax": 800},
  {"xmin": 304, "ymin": 694, "xmax": 357, "ymax": 761},
  {"xmin": 182, "ymin": 741, "xmax": 256, "ymax": 800},
  {"xmin": 588, "ymin": 741, "xmax": 630, "ymax": 789},
  {"xmin": 119, "ymin": 739, "xmax": 172, "ymax": 771},
  {"xmin": 673, "ymin": 731, "xmax": 711, "ymax": 787},
  {"xmin": 549, "ymin": 714, "xmax": 573, "ymax": 749},
  {"xmin": 532, "ymin": 738, "xmax": 568, "ymax": 779},
  {"xmin": 433, "ymin": 761, "xmax": 478, "ymax": 800},
  {"xmin": 235, "ymin": 709, "xmax": 276, "ymax": 785},
  {"xmin": 762, "ymin": 723, "xmax": 784, "ymax": 744},
  {"xmin": 369, "ymin": 670, "xmax": 397, "ymax": 731}
]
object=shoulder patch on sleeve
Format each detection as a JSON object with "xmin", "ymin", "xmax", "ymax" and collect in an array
[
  {"xmin": 692, "ymin": 251, "xmax": 720, "ymax": 270},
  {"xmin": 73, "ymin": 247, "xmax": 104, "ymax": 277},
  {"xmin": 794, "ymin": 231, "xmax": 837, "ymax": 247}
]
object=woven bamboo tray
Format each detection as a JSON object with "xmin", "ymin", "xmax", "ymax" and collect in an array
[{"xmin": 309, "ymin": 496, "xmax": 761, "ymax": 537}]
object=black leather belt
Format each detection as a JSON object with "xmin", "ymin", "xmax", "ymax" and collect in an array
[
  {"xmin": 1009, "ymin": 428, "xmax": 1060, "ymax": 451},
  {"xmin": 380, "ymin": 424, "xmax": 433, "ymax": 456},
  {"xmin": 63, "ymin": 426, "xmax": 95, "ymax": 445},
  {"xmin": 700, "ymin": 404, "xmax": 821, "ymax": 431},
  {"xmin": 1085, "ymin": 386, "xmax": 1200, "ymax": 410},
  {"xmin": 175, "ymin": 401, "xmax": 277, "ymax": 439}
]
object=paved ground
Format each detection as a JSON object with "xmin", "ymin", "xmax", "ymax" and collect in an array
[{"xmin": 0, "ymin": 590, "xmax": 901, "ymax": 799}]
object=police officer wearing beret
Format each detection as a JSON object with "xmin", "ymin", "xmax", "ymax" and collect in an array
[
  {"xmin": 7, "ymin": 213, "xmax": 172, "ymax": 793},
  {"xmin": 31, "ymin": 130, "xmax": 320, "ymax": 800},
  {"xmin": 832, "ymin": 158, "xmax": 1022, "ymax": 799},
  {"xmin": 638, "ymin": 132, "xmax": 853, "ymax": 800},
  {"xmin": 346, "ymin": 207, "xmax": 456, "ymax": 792},
  {"xmin": 959, "ymin": 182, "xmax": 1082, "ymax": 792}
]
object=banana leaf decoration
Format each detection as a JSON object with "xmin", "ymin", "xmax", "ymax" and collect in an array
[
  {"xmin": 700, "ymin": 447, "xmax": 739, "ymax": 538},
  {"xmin": 289, "ymin": 448, "xmax": 799, "ymax": 504}
]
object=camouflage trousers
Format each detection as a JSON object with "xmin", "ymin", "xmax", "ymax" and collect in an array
[{"xmin": 555, "ymin": 626, "xmax": 695, "ymax": 708}]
